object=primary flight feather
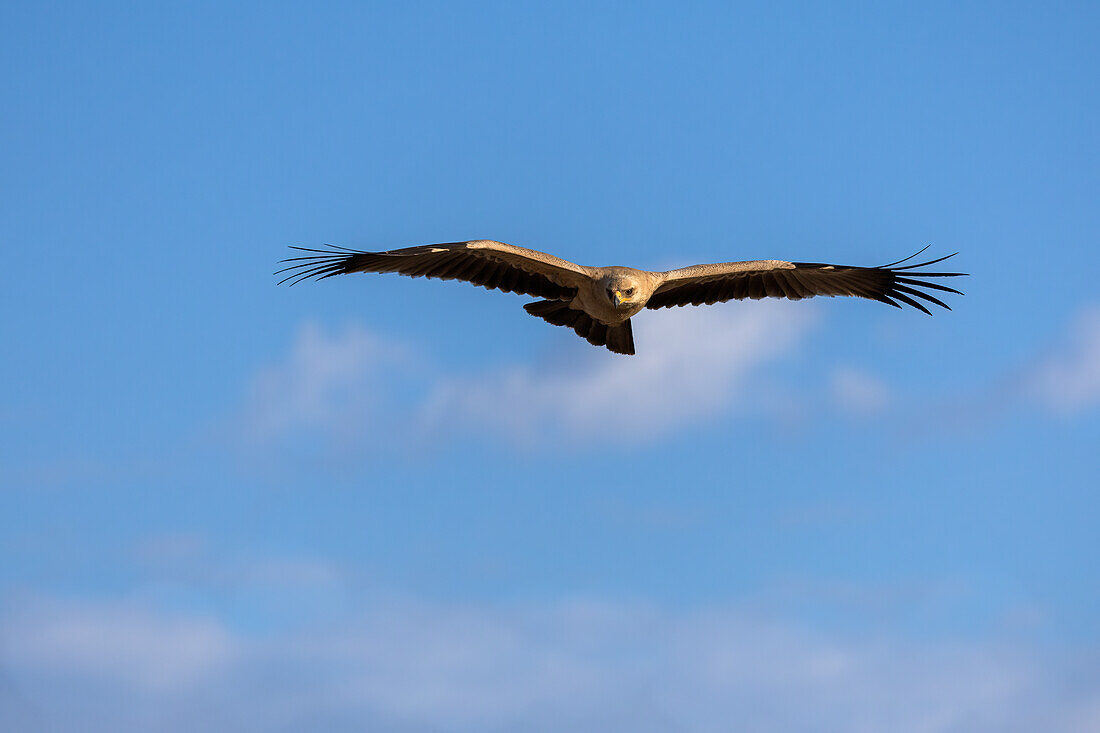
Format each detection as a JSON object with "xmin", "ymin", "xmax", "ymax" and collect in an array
[{"xmin": 277, "ymin": 240, "xmax": 965, "ymax": 356}]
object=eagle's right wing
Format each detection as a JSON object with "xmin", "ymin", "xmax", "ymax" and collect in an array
[{"xmin": 276, "ymin": 240, "xmax": 591, "ymax": 301}]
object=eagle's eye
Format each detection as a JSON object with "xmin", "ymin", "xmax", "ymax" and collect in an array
[{"xmin": 624, "ymin": 288, "xmax": 634, "ymax": 296}]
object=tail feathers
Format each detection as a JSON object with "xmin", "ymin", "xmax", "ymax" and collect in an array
[
  {"xmin": 604, "ymin": 319, "xmax": 634, "ymax": 355},
  {"xmin": 523, "ymin": 300, "xmax": 635, "ymax": 355}
]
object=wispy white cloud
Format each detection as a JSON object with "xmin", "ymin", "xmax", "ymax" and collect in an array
[
  {"xmin": 2, "ymin": 593, "xmax": 1096, "ymax": 732},
  {"xmin": 424, "ymin": 302, "xmax": 815, "ymax": 442},
  {"xmin": 134, "ymin": 531, "xmax": 210, "ymax": 565},
  {"xmin": 241, "ymin": 321, "xmax": 418, "ymax": 443},
  {"xmin": 1027, "ymin": 305, "xmax": 1100, "ymax": 415},
  {"xmin": 2, "ymin": 597, "xmax": 237, "ymax": 695},
  {"xmin": 830, "ymin": 365, "xmax": 892, "ymax": 417},
  {"xmin": 252, "ymin": 299, "xmax": 1100, "ymax": 448},
  {"xmin": 133, "ymin": 531, "xmax": 346, "ymax": 592},
  {"xmin": 242, "ymin": 303, "xmax": 816, "ymax": 448}
]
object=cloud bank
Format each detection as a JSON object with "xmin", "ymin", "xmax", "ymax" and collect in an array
[
  {"xmin": 1028, "ymin": 305, "xmax": 1100, "ymax": 415},
  {"xmin": 423, "ymin": 302, "xmax": 815, "ymax": 442},
  {"xmin": 242, "ymin": 322, "xmax": 418, "ymax": 443},
  {"xmin": 2, "ymin": 593, "xmax": 1097, "ymax": 733},
  {"xmin": 236, "ymin": 299, "xmax": 1100, "ymax": 458},
  {"xmin": 241, "ymin": 302, "xmax": 815, "ymax": 450},
  {"xmin": 829, "ymin": 366, "xmax": 893, "ymax": 417}
]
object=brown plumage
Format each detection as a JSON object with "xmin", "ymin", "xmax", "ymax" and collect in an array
[{"xmin": 277, "ymin": 240, "xmax": 966, "ymax": 356}]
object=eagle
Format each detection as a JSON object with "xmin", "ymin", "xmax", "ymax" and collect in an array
[{"xmin": 277, "ymin": 241, "xmax": 964, "ymax": 355}]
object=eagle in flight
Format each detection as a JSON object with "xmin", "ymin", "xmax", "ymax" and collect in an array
[{"xmin": 277, "ymin": 241, "xmax": 964, "ymax": 356}]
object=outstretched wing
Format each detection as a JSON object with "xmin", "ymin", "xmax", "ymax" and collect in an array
[
  {"xmin": 646, "ymin": 249, "xmax": 966, "ymax": 314},
  {"xmin": 276, "ymin": 240, "xmax": 590, "ymax": 300}
]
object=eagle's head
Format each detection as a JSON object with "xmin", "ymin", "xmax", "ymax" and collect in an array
[{"xmin": 602, "ymin": 273, "xmax": 642, "ymax": 310}]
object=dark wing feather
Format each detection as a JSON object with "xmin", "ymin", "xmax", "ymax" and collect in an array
[
  {"xmin": 646, "ymin": 250, "xmax": 966, "ymax": 314},
  {"xmin": 276, "ymin": 240, "xmax": 588, "ymax": 300}
]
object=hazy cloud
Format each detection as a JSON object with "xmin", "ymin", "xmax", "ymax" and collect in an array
[
  {"xmin": 244, "ymin": 303, "xmax": 815, "ymax": 448},
  {"xmin": 424, "ymin": 302, "xmax": 814, "ymax": 442},
  {"xmin": 830, "ymin": 366, "xmax": 892, "ymax": 417},
  {"xmin": 2, "ymin": 593, "xmax": 1096, "ymax": 732},
  {"xmin": 1028, "ymin": 305, "xmax": 1100, "ymax": 414},
  {"xmin": 2, "ymin": 597, "xmax": 237, "ymax": 695},
  {"xmin": 132, "ymin": 532, "xmax": 346, "ymax": 592},
  {"xmin": 241, "ymin": 321, "xmax": 418, "ymax": 442},
  {"xmin": 247, "ymin": 299, "xmax": 1100, "ymax": 449}
]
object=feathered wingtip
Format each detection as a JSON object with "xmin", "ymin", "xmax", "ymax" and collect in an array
[
  {"xmin": 873, "ymin": 246, "xmax": 968, "ymax": 315},
  {"xmin": 274, "ymin": 245, "xmax": 368, "ymax": 286}
]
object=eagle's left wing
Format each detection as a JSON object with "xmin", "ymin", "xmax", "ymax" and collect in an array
[{"xmin": 647, "ymin": 249, "xmax": 965, "ymax": 314}]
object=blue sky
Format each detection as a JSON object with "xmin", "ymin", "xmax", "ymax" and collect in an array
[{"xmin": 2, "ymin": 1, "xmax": 1099, "ymax": 730}]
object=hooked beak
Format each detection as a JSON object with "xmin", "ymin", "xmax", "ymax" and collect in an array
[{"xmin": 613, "ymin": 290, "xmax": 628, "ymax": 307}]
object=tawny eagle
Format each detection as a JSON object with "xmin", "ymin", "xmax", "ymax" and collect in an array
[{"xmin": 277, "ymin": 241, "xmax": 964, "ymax": 355}]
